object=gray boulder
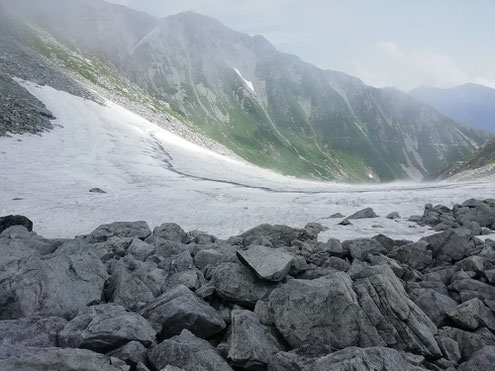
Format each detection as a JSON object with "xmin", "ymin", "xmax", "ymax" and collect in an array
[
  {"xmin": 227, "ymin": 310, "xmax": 285, "ymax": 369},
  {"xmin": 0, "ymin": 316, "xmax": 67, "ymax": 359},
  {"xmin": 107, "ymin": 341, "xmax": 148, "ymax": 367},
  {"xmin": 236, "ymin": 224, "xmax": 314, "ymax": 248},
  {"xmin": 237, "ymin": 245, "xmax": 293, "ymax": 282},
  {"xmin": 105, "ymin": 264, "xmax": 155, "ymax": 311},
  {"xmin": 449, "ymin": 278, "xmax": 495, "ymax": 303},
  {"xmin": 148, "ymin": 329, "xmax": 233, "ymax": 371},
  {"xmin": 306, "ymin": 346, "xmax": 427, "ymax": 371},
  {"xmin": 211, "ymin": 262, "xmax": 277, "ymax": 306},
  {"xmin": 447, "ymin": 298, "xmax": 495, "ymax": 332},
  {"xmin": 0, "ymin": 251, "xmax": 108, "ymax": 319},
  {"xmin": 342, "ymin": 238, "xmax": 386, "ymax": 260},
  {"xmin": 347, "ymin": 208, "xmax": 378, "ymax": 219},
  {"xmin": 353, "ymin": 267, "xmax": 441, "ymax": 358},
  {"xmin": 0, "ymin": 215, "xmax": 33, "ymax": 233},
  {"xmin": 193, "ymin": 249, "xmax": 226, "ymax": 271},
  {"xmin": 59, "ymin": 304, "xmax": 156, "ymax": 351},
  {"xmin": 421, "ymin": 229, "xmax": 477, "ymax": 263},
  {"xmin": 386, "ymin": 212, "xmax": 400, "ymax": 220},
  {"xmin": 140, "ymin": 284, "xmax": 225, "ymax": 340},
  {"xmin": 439, "ymin": 327, "xmax": 495, "ymax": 360},
  {"xmin": 268, "ymin": 273, "xmax": 383, "ymax": 349},
  {"xmin": 395, "ymin": 241, "xmax": 433, "ymax": 270},
  {"xmin": 88, "ymin": 221, "xmax": 151, "ymax": 242},
  {"xmin": 0, "ymin": 348, "xmax": 129, "ymax": 371},
  {"xmin": 127, "ymin": 238, "xmax": 155, "ymax": 261},
  {"xmin": 153, "ymin": 223, "xmax": 188, "ymax": 242},
  {"xmin": 412, "ymin": 289, "xmax": 458, "ymax": 326},
  {"xmin": 458, "ymin": 346, "xmax": 495, "ymax": 371}
]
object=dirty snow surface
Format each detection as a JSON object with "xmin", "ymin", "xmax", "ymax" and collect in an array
[{"xmin": 1, "ymin": 81, "xmax": 495, "ymax": 241}]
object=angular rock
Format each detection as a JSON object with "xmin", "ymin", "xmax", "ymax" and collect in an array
[
  {"xmin": 227, "ymin": 310, "xmax": 285, "ymax": 369},
  {"xmin": 107, "ymin": 341, "xmax": 148, "ymax": 366},
  {"xmin": 353, "ymin": 267, "xmax": 441, "ymax": 358},
  {"xmin": 268, "ymin": 272, "xmax": 383, "ymax": 349},
  {"xmin": 447, "ymin": 298, "xmax": 495, "ymax": 332},
  {"xmin": 439, "ymin": 327, "xmax": 495, "ymax": 360},
  {"xmin": 148, "ymin": 330, "xmax": 232, "ymax": 371},
  {"xmin": 59, "ymin": 304, "xmax": 156, "ymax": 352},
  {"xmin": 0, "ymin": 348, "xmax": 128, "ymax": 371},
  {"xmin": 89, "ymin": 221, "xmax": 151, "ymax": 243},
  {"xmin": 412, "ymin": 289, "xmax": 458, "ymax": 327},
  {"xmin": 153, "ymin": 223, "xmax": 187, "ymax": 242},
  {"xmin": 211, "ymin": 262, "xmax": 277, "ymax": 306},
  {"xmin": 348, "ymin": 207, "xmax": 378, "ymax": 219},
  {"xmin": 237, "ymin": 245, "xmax": 293, "ymax": 282},
  {"xmin": 0, "ymin": 251, "xmax": 108, "ymax": 319},
  {"xmin": 421, "ymin": 229, "xmax": 477, "ymax": 263},
  {"xmin": 458, "ymin": 346, "xmax": 495, "ymax": 371},
  {"xmin": 436, "ymin": 335, "xmax": 461, "ymax": 362},
  {"xmin": 0, "ymin": 316, "xmax": 67, "ymax": 360},
  {"xmin": 127, "ymin": 238, "xmax": 155, "ymax": 261},
  {"xmin": 338, "ymin": 218, "xmax": 352, "ymax": 226},
  {"xmin": 0, "ymin": 215, "xmax": 33, "ymax": 233},
  {"xmin": 449, "ymin": 278, "xmax": 495, "ymax": 303},
  {"xmin": 306, "ymin": 347, "xmax": 428, "ymax": 371},
  {"xmin": 193, "ymin": 249, "xmax": 225, "ymax": 271},
  {"xmin": 342, "ymin": 238, "xmax": 386, "ymax": 260},
  {"xmin": 140, "ymin": 284, "xmax": 225, "ymax": 340},
  {"xmin": 237, "ymin": 224, "xmax": 314, "ymax": 248},
  {"xmin": 105, "ymin": 264, "xmax": 155, "ymax": 311},
  {"xmin": 268, "ymin": 344, "xmax": 333, "ymax": 371},
  {"xmin": 395, "ymin": 240, "xmax": 433, "ymax": 270}
]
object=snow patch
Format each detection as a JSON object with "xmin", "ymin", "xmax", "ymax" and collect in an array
[
  {"xmin": 1, "ymin": 80, "xmax": 495, "ymax": 241},
  {"xmin": 233, "ymin": 67, "xmax": 255, "ymax": 93}
]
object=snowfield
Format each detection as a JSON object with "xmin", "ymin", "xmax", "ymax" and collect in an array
[{"xmin": 1, "ymin": 80, "xmax": 495, "ymax": 241}]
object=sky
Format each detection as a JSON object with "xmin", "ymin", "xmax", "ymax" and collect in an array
[{"xmin": 107, "ymin": 0, "xmax": 495, "ymax": 91}]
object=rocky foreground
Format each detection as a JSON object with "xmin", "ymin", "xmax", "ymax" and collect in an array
[{"xmin": 1, "ymin": 199, "xmax": 495, "ymax": 371}]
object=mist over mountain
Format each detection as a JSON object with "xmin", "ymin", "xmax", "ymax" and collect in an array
[
  {"xmin": 410, "ymin": 83, "xmax": 495, "ymax": 134},
  {"xmin": 1, "ymin": 0, "xmax": 493, "ymax": 182}
]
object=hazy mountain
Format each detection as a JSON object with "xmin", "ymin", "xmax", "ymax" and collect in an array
[
  {"xmin": 410, "ymin": 83, "xmax": 495, "ymax": 133},
  {"xmin": 434, "ymin": 139, "xmax": 495, "ymax": 180},
  {"xmin": 2, "ymin": 0, "xmax": 491, "ymax": 181}
]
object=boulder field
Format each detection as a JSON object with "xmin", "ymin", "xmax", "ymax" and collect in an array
[{"xmin": 1, "ymin": 198, "xmax": 495, "ymax": 370}]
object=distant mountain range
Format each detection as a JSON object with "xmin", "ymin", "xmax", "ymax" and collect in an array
[
  {"xmin": 1, "ymin": 0, "xmax": 492, "ymax": 181},
  {"xmin": 410, "ymin": 83, "xmax": 495, "ymax": 133}
]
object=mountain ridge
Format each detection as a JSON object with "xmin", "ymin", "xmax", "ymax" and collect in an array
[
  {"xmin": 1, "ymin": 0, "xmax": 492, "ymax": 182},
  {"xmin": 410, "ymin": 83, "xmax": 495, "ymax": 133}
]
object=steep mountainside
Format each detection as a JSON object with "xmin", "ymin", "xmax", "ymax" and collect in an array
[
  {"xmin": 410, "ymin": 83, "xmax": 495, "ymax": 133},
  {"xmin": 435, "ymin": 139, "xmax": 495, "ymax": 180},
  {"xmin": 2, "ymin": 0, "xmax": 491, "ymax": 181}
]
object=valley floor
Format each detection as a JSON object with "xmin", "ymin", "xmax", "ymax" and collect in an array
[{"xmin": 1, "ymin": 80, "xmax": 494, "ymax": 241}]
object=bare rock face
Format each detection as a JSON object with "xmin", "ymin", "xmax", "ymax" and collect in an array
[
  {"xmin": 236, "ymin": 245, "xmax": 293, "ymax": 282},
  {"xmin": 227, "ymin": 310, "xmax": 285, "ymax": 369},
  {"xmin": 268, "ymin": 272, "xmax": 384, "ymax": 350},
  {"xmin": 88, "ymin": 221, "xmax": 151, "ymax": 243},
  {"xmin": 140, "ymin": 284, "xmax": 225, "ymax": 340},
  {"xmin": 58, "ymin": 304, "xmax": 156, "ymax": 352},
  {"xmin": 211, "ymin": 262, "xmax": 278, "ymax": 306},
  {"xmin": 306, "ymin": 346, "xmax": 428, "ymax": 371},
  {"xmin": 0, "ymin": 250, "xmax": 108, "ymax": 319},
  {"xmin": 148, "ymin": 330, "xmax": 233, "ymax": 371},
  {"xmin": 0, "ymin": 316, "xmax": 67, "ymax": 360},
  {"xmin": 353, "ymin": 267, "xmax": 441, "ymax": 358},
  {"xmin": 458, "ymin": 346, "xmax": 495, "ymax": 371},
  {"xmin": 0, "ymin": 348, "xmax": 129, "ymax": 371}
]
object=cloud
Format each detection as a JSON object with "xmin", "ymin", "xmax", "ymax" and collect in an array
[{"xmin": 349, "ymin": 42, "xmax": 475, "ymax": 91}]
